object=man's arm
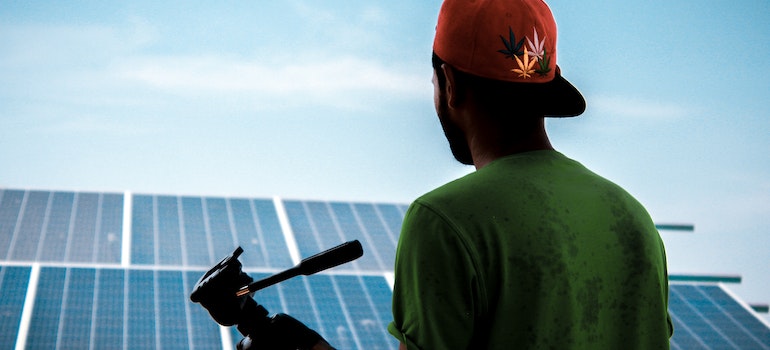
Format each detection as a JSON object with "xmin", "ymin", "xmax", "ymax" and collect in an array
[{"xmin": 389, "ymin": 202, "xmax": 481, "ymax": 349}]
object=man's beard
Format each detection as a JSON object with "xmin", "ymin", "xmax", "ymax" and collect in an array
[{"xmin": 436, "ymin": 96, "xmax": 474, "ymax": 165}]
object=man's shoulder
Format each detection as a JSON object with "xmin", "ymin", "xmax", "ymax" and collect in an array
[
  {"xmin": 416, "ymin": 150, "xmax": 576, "ymax": 204},
  {"xmin": 411, "ymin": 150, "xmax": 645, "ymax": 220},
  {"xmin": 413, "ymin": 170, "xmax": 484, "ymax": 212}
]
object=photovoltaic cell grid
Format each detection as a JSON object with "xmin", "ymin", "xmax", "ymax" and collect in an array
[
  {"xmin": 0, "ymin": 189, "xmax": 123, "ymax": 264},
  {"xmin": 129, "ymin": 195, "xmax": 407, "ymax": 271},
  {"xmin": 669, "ymin": 284, "xmax": 770, "ymax": 349},
  {"xmin": 130, "ymin": 194, "xmax": 295, "ymax": 269},
  {"xmin": 283, "ymin": 200, "xmax": 405, "ymax": 272},
  {"xmin": 21, "ymin": 266, "xmax": 222, "ymax": 349},
  {"xmin": 1, "ymin": 188, "xmax": 769, "ymax": 349},
  {"xmin": 0, "ymin": 265, "xmax": 396, "ymax": 349},
  {"xmin": 228, "ymin": 273, "xmax": 398, "ymax": 349},
  {"xmin": 0, "ymin": 266, "xmax": 30, "ymax": 347}
]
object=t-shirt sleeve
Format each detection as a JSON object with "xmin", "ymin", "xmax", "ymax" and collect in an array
[{"xmin": 387, "ymin": 201, "xmax": 483, "ymax": 349}]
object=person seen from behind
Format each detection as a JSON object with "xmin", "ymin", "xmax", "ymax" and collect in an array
[{"xmin": 192, "ymin": 0, "xmax": 674, "ymax": 349}]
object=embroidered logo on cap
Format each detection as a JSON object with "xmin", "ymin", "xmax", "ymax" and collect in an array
[{"xmin": 498, "ymin": 27, "xmax": 552, "ymax": 79}]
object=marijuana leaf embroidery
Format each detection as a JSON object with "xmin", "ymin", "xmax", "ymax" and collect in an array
[
  {"xmin": 512, "ymin": 48, "xmax": 536, "ymax": 78},
  {"xmin": 535, "ymin": 47, "xmax": 552, "ymax": 76},
  {"xmin": 526, "ymin": 27, "xmax": 546, "ymax": 61},
  {"xmin": 497, "ymin": 27, "xmax": 525, "ymax": 59}
]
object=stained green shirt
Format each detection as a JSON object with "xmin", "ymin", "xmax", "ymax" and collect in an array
[{"xmin": 388, "ymin": 150, "xmax": 672, "ymax": 349}]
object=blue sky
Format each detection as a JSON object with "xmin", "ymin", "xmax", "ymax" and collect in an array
[{"xmin": 1, "ymin": 1, "xmax": 769, "ymax": 320}]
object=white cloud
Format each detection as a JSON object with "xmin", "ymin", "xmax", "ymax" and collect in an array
[
  {"xmin": 1, "ymin": 15, "xmax": 431, "ymax": 114},
  {"xmin": 112, "ymin": 54, "xmax": 430, "ymax": 108},
  {"xmin": 1, "ymin": 5, "xmax": 432, "ymax": 113}
]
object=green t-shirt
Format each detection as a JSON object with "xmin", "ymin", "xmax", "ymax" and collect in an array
[{"xmin": 388, "ymin": 150, "xmax": 672, "ymax": 349}]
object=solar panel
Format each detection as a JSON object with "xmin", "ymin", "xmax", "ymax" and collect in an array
[
  {"xmin": 0, "ymin": 188, "xmax": 768, "ymax": 349},
  {"xmin": 0, "ymin": 266, "xmax": 30, "ymax": 347},
  {"xmin": 669, "ymin": 284, "xmax": 770, "ymax": 349},
  {"xmin": 17, "ymin": 266, "xmax": 216, "ymax": 349},
  {"xmin": 0, "ymin": 190, "xmax": 123, "ymax": 264},
  {"xmin": 93, "ymin": 268, "xmax": 125, "ymax": 348},
  {"xmin": 8, "ymin": 191, "xmax": 49, "ymax": 261},
  {"xmin": 283, "ymin": 200, "xmax": 404, "ymax": 272},
  {"xmin": 228, "ymin": 273, "xmax": 399, "ymax": 350},
  {"xmin": 156, "ymin": 196, "xmax": 184, "ymax": 266},
  {"xmin": 42, "ymin": 192, "xmax": 77, "ymax": 262},
  {"xmin": 25, "ymin": 266, "xmax": 66, "ymax": 349},
  {"xmin": 130, "ymin": 194, "xmax": 293, "ymax": 269}
]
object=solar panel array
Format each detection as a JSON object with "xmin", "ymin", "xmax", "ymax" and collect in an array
[{"xmin": 1, "ymin": 188, "xmax": 768, "ymax": 349}]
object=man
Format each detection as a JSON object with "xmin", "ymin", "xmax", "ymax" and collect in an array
[
  {"xmin": 193, "ymin": 0, "xmax": 673, "ymax": 348},
  {"xmin": 386, "ymin": 0, "xmax": 673, "ymax": 348}
]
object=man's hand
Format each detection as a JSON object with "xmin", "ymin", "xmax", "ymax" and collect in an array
[
  {"xmin": 190, "ymin": 247, "xmax": 256, "ymax": 326},
  {"xmin": 237, "ymin": 313, "xmax": 331, "ymax": 350}
]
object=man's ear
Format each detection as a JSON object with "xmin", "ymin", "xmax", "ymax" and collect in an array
[{"xmin": 440, "ymin": 63, "xmax": 461, "ymax": 109}]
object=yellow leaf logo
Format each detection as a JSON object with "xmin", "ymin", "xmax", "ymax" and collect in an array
[{"xmin": 512, "ymin": 48, "xmax": 536, "ymax": 79}]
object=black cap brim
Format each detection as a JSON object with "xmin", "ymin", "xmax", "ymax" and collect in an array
[{"xmin": 537, "ymin": 66, "xmax": 586, "ymax": 117}]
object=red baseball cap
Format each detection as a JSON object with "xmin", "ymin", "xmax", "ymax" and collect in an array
[{"xmin": 434, "ymin": 0, "xmax": 585, "ymax": 117}]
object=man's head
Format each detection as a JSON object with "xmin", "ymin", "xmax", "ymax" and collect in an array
[
  {"xmin": 431, "ymin": 0, "xmax": 585, "ymax": 166},
  {"xmin": 432, "ymin": 53, "xmax": 555, "ymax": 165},
  {"xmin": 432, "ymin": 0, "xmax": 585, "ymax": 118}
]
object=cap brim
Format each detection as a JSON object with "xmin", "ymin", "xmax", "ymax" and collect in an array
[{"xmin": 535, "ymin": 66, "xmax": 585, "ymax": 117}]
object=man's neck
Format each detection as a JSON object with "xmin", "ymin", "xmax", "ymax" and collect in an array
[{"xmin": 468, "ymin": 119, "xmax": 553, "ymax": 169}]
